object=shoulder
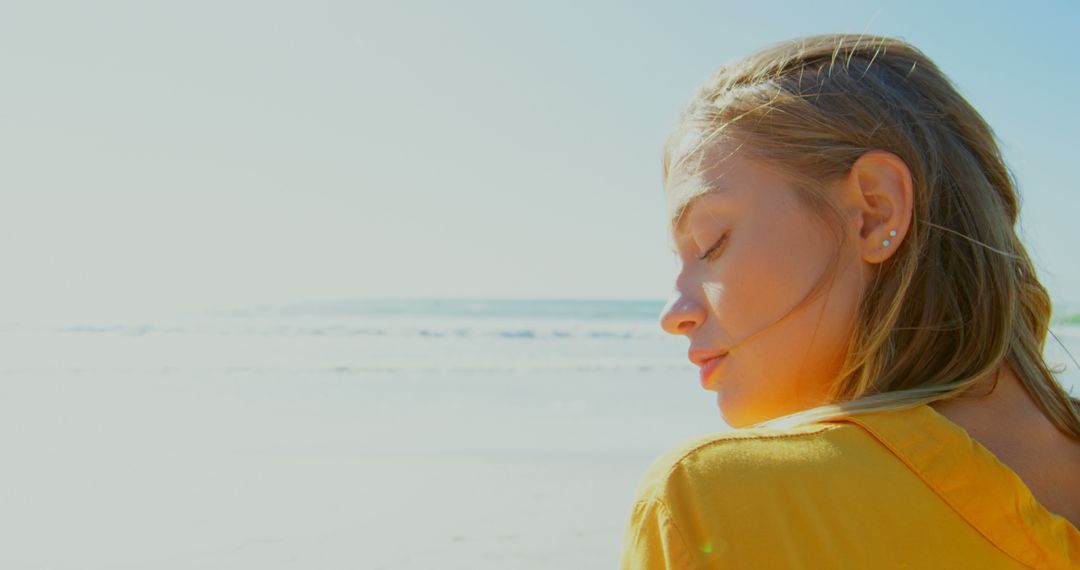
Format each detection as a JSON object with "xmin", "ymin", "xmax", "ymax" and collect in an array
[
  {"xmin": 631, "ymin": 419, "xmax": 888, "ymax": 504},
  {"xmin": 622, "ymin": 420, "xmax": 929, "ymax": 567}
]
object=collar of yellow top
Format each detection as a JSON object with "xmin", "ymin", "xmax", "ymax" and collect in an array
[{"xmin": 823, "ymin": 404, "xmax": 1080, "ymax": 569}]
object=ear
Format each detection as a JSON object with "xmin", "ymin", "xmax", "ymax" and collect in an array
[{"xmin": 839, "ymin": 150, "xmax": 914, "ymax": 264}]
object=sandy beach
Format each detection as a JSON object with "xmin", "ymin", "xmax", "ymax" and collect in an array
[{"xmin": 2, "ymin": 307, "xmax": 1076, "ymax": 569}]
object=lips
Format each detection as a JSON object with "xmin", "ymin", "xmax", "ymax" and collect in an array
[
  {"xmin": 688, "ymin": 348, "xmax": 728, "ymax": 367},
  {"xmin": 698, "ymin": 354, "xmax": 728, "ymax": 390}
]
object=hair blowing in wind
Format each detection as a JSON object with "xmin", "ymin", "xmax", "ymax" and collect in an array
[{"xmin": 663, "ymin": 33, "xmax": 1080, "ymax": 435}]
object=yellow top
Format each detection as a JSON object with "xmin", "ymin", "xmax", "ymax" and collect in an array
[{"xmin": 619, "ymin": 404, "xmax": 1080, "ymax": 569}]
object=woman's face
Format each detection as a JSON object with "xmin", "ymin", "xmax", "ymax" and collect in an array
[{"xmin": 661, "ymin": 147, "xmax": 872, "ymax": 428}]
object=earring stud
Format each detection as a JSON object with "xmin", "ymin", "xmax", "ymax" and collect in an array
[{"xmin": 882, "ymin": 229, "xmax": 897, "ymax": 248}]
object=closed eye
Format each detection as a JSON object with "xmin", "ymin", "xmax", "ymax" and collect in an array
[{"xmin": 698, "ymin": 233, "xmax": 728, "ymax": 261}]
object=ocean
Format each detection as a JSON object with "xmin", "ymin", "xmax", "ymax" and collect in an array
[{"xmin": 2, "ymin": 298, "xmax": 1078, "ymax": 569}]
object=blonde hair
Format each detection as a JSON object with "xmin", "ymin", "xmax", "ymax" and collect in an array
[{"xmin": 663, "ymin": 34, "xmax": 1080, "ymax": 436}]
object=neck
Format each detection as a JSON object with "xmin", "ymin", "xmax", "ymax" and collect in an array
[{"xmin": 928, "ymin": 363, "xmax": 1069, "ymax": 455}]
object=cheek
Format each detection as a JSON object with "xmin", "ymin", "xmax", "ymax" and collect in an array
[
  {"xmin": 700, "ymin": 207, "xmax": 848, "ymax": 414},
  {"xmin": 702, "ymin": 217, "xmax": 830, "ymax": 335}
]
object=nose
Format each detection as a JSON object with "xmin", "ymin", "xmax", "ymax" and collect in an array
[{"xmin": 659, "ymin": 290, "xmax": 706, "ymax": 336}]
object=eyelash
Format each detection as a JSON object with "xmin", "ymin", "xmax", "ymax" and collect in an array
[{"xmin": 698, "ymin": 233, "xmax": 728, "ymax": 261}]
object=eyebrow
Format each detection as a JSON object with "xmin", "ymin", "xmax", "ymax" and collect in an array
[{"xmin": 670, "ymin": 186, "xmax": 732, "ymax": 239}]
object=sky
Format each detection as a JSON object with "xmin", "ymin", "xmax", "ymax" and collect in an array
[{"xmin": 2, "ymin": 0, "xmax": 1079, "ymax": 323}]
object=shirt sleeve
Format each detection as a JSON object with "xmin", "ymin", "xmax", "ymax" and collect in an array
[{"xmin": 619, "ymin": 498, "xmax": 699, "ymax": 570}]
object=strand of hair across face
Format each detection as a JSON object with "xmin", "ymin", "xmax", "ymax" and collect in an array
[{"xmin": 720, "ymin": 251, "xmax": 838, "ymax": 356}]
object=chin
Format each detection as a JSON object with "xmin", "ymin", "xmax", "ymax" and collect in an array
[
  {"xmin": 717, "ymin": 393, "xmax": 772, "ymax": 430},
  {"xmin": 716, "ymin": 394, "xmax": 749, "ymax": 429}
]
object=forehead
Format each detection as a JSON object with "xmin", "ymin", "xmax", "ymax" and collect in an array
[
  {"xmin": 669, "ymin": 185, "xmax": 732, "ymax": 239},
  {"xmin": 665, "ymin": 140, "xmax": 745, "ymax": 239},
  {"xmin": 666, "ymin": 154, "xmax": 741, "ymax": 240}
]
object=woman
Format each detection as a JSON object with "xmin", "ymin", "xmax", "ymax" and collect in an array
[{"xmin": 620, "ymin": 34, "xmax": 1080, "ymax": 569}]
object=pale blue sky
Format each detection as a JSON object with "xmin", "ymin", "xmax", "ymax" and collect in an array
[{"xmin": 2, "ymin": 1, "xmax": 1078, "ymax": 322}]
